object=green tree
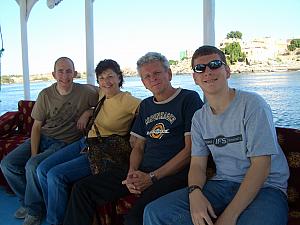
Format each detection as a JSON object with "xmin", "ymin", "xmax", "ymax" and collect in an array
[
  {"xmin": 291, "ymin": 39, "xmax": 300, "ymax": 47},
  {"xmin": 169, "ymin": 60, "xmax": 178, "ymax": 65},
  {"xmin": 288, "ymin": 39, "xmax": 300, "ymax": 51},
  {"xmin": 288, "ymin": 44, "xmax": 296, "ymax": 51},
  {"xmin": 226, "ymin": 31, "xmax": 242, "ymax": 39},
  {"xmin": 224, "ymin": 42, "xmax": 246, "ymax": 64}
]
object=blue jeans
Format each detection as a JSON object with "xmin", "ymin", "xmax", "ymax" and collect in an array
[
  {"xmin": 36, "ymin": 137, "xmax": 91, "ymax": 225},
  {"xmin": 0, "ymin": 135, "xmax": 66, "ymax": 216},
  {"xmin": 144, "ymin": 180, "xmax": 288, "ymax": 225}
]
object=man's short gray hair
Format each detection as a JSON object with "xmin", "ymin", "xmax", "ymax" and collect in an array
[{"xmin": 136, "ymin": 52, "xmax": 170, "ymax": 75}]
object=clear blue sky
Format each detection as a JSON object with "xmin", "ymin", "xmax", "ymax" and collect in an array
[{"xmin": 0, "ymin": 0, "xmax": 299, "ymax": 75}]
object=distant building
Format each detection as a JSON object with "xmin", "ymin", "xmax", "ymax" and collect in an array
[
  {"xmin": 179, "ymin": 50, "xmax": 193, "ymax": 60},
  {"xmin": 180, "ymin": 37, "xmax": 294, "ymax": 65},
  {"xmin": 218, "ymin": 37, "xmax": 288, "ymax": 64},
  {"xmin": 179, "ymin": 50, "xmax": 187, "ymax": 60}
]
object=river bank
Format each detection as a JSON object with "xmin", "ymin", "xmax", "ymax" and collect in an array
[
  {"xmin": 1, "ymin": 59, "xmax": 300, "ymax": 84},
  {"xmin": 169, "ymin": 57, "xmax": 300, "ymax": 74}
]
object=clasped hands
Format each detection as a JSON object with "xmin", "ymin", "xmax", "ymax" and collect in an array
[{"xmin": 122, "ymin": 170, "xmax": 152, "ymax": 194}]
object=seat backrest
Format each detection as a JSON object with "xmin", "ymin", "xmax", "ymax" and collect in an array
[
  {"xmin": 0, "ymin": 111, "xmax": 21, "ymax": 137},
  {"xmin": 276, "ymin": 127, "xmax": 300, "ymax": 215},
  {"xmin": 17, "ymin": 100, "xmax": 35, "ymax": 136}
]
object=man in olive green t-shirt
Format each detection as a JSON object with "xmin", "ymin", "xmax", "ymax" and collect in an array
[{"xmin": 0, "ymin": 57, "xmax": 98, "ymax": 225}]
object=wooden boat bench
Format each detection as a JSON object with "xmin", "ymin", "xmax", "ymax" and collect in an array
[{"xmin": 1, "ymin": 100, "xmax": 300, "ymax": 225}]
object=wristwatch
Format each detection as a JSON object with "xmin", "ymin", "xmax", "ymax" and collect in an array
[
  {"xmin": 188, "ymin": 185, "xmax": 202, "ymax": 194},
  {"xmin": 149, "ymin": 172, "xmax": 158, "ymax": 183}
]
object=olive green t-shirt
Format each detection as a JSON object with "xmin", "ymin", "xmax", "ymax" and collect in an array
[{"xmin": 32, "ymin": 83, "xmax": 98, "ymax": 143}]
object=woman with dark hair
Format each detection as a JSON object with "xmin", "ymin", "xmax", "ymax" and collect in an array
[{"xmin": 36, "ymin": 59, "xmax": 140, "ymax": 225}]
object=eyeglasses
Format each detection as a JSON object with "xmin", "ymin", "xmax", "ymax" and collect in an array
[{"xmin": 193, "ymin": 60, "xmax": 225, "ymax": 73}]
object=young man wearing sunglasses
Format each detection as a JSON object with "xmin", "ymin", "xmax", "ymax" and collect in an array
[{"xmin": 143, "ymin": 45, "xmax": 289, "ymax": 225}]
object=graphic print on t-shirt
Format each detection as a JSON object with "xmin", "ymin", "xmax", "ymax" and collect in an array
[
  {"xmin": 46, "ymin": 101, "xmax": 79, "ymax": 128},
  {"xmin": 145, "ymin": 112, "xmax": 176, "ymax": 139},
  {"xmin": 146, "ymin": 123, "xmax": 170, "ymax": 139},
  {"xmin": 204, "ymin": 134, "xmax": 243, "ymax": 147}
]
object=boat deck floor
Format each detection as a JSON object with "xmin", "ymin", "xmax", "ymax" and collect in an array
[{"xmin": 0, "ymin": 186, "xmax": 48, "ymax": 225}]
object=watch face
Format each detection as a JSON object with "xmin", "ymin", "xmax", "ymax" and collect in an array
[
  {"xmin": 188, "ymin": 186, "xmax": 194, "ymax": 193},
  {"xmin": 150, "ymin": 172, "xmax": 157, "ymax": 183}
]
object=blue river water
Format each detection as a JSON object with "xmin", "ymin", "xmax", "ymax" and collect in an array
[{"xmin": 1, "ymin": 71, "xmax": 300, "ymax": 129}]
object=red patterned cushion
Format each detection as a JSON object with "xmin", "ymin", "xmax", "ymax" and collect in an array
[
  {"xmin": 0, "ymin": 133, "xmax": 28, "ymax": 156},
  {"xmin": 95, "ymin": 195, "xmax": 139, "ymax": 225},
  {"xmin": 0, "ymin": 101, "xmax": 35, "ymax": 191},
  {"xmin": 96, "ymin": 202, "xmax": 123, "ymax": 225},
  {"xmin": 0, "ymin": 111, "xmax": 20, "ymax": 137},
  {"xmin": 288, "ymin": 211, "xmax": 300, "ymax": 225},
  {"xmin": 116, "ymin": 194, "xmax": 139, "ymax": 215},
  {"xmin": 0, "ymin": 133, "xmax": 29, "ymax": 191},
  {"xmin": 276, "ymin": 127, "xmax": 300, "ymax": 224},
  {"xmin": 18, "ymin": 100, "xmax": 35, "ymax": 135}
]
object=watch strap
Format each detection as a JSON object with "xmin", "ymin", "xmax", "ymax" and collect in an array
[{"xmin": 188, "ymin": 185, "xmax": 202, "ymax": 194}]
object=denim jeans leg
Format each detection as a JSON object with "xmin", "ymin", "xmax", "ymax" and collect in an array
[
  {"xmin": 47, "ymin": 154, "xmax": 91, "ymax": 224},
  {"xmin": 202, "ymin": 180, "xmax": 240, "ymax": 216},
  {"xmin": 204, "ymin": 181, "xmax": 288, "ymax": 225},
  {"xmin": 36, "ymin": 137, "xmax": 86, "ymax": 207},
  {"xmin": 25, "ymin": 135, "xmax": 66, "ymax": 217},
  {"xmin": 0, "ymin": 139, "xmax": 32, "ymax": 206},
  {"xmin": 143, "ymin": 180, "xmax": 239, "ymax": 225},
  {"xmin": 144, "ymin": 187, "xmax": 194, "ymax": 225},
  {"xmin": 237, "ymin": 187, "xmax": 288, "ymax": 225}
]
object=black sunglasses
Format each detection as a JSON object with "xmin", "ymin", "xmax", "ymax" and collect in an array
[{"xmin": 193, "ymin": 60, "xmax": 225, "ymax": 73}]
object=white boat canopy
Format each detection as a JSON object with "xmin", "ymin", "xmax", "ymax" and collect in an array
[{"xmin": 15, "ymin": 0, "xmax": 215, "ymax": 100}]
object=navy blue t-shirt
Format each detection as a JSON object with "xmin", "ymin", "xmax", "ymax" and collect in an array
[{"xmin": 131, "ymin": 88, "xmax": 203, "ymax": 171}]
